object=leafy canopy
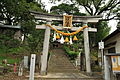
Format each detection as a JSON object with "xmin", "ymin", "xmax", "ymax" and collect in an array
[
  {"xmin": 0, "ymin": 0, "xmax": 46, "ymax": 54},
  {"xmin": 50, "ymin": 0, "xmax": 120, "ymax": 21},
  {"xmin": 51, "ymin": 3, "xmax": 86, "ymax": 16}
]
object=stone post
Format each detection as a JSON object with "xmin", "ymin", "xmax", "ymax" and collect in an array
[
  {"xmin": 104, "ymin": 55, "xmax": 110, "ymax": 80},
  {"xmin": 29, "ymin": 54, "xmax": 36, "ymax": 80},
  {"xmin": 24, "ymin": 56, "xmax": 28, "ymax": 68}
]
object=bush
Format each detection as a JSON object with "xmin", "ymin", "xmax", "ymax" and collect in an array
[
  {"xmin": 0, "ymin": 46, "xmax": 9, "ymax": 54},
  {"xmin": 8, "ymin": 47, "xmax": 25, "ymax": 54},
  {"xmin": 63, "ymin": 46, "xmax": 79, "ymax": 60}
]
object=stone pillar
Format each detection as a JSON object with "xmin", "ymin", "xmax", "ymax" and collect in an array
[
  {"xmin": 83, "ymin": 22, "xmax": 91, "ymax": 73},
  {"xmin": 40, "ymin": 21, "xmax": 51, "ymax": 75},
  {"xmin": 29, "ymin": 54, "xmax": 36, "ymax": 80},
  {"xmin": 14, "ymin": 30, "xmax": 21, "ymax": 41},
  {"xmin": 24, "ymin": 56, "xmax": 28, "ymax": 68}
]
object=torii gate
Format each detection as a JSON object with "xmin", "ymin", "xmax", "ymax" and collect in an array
[{"xmin": 31, "ymin": 11, "xmax": 102, "ymax": 75}]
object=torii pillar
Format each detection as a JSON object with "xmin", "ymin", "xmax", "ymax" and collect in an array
[
  {"xmin": 40, "ymin": 21, "xmax": 51, "ymax": 75},
  {"xmin": 83, "ymin": 22, "xmax": 91, "ymax": 73}
]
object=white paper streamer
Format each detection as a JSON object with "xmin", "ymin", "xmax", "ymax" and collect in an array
[
  {"xmin": 69, "ymin": 36, "xmax": 73, "ymax": 44},
  {"xmin": 21, "ymin": 34, "xmax": 24, "ymax": 42},
  {"xmin": 53, "ymin": 31, "xmax": 56, "ymax": 41},
  {"xmin": 60, "ymin": 36, "xmax": 64, "ymax": 44}
]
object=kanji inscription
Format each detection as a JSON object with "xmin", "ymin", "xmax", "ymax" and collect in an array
[{"xmin": 63, "ymin": 15, "xmax": 73, "ymax": 29}]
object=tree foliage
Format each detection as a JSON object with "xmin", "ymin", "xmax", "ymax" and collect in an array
[
  {"xmin": 73, "ymin": 0, "xmax": 120, "ymax": 21},
  {"xmin": 0, "ymin": 0, "xmax": 45, "ymax": 25},
  {"xmin": 51, "ymin": 0, "xmax": 120, "ymax": 21},
  {"xmin": 96, "ymin": 21, "xmax": 111, "ymax": 42},
  {"xmin": 89, "ymin": 21, "xmax": 110, "ymax": 47},
  {"xmin": 51, "ymin": 3, "xmax": 86, "ymax": 16},
  {"xmin": 0, "ymin": 0, "xmax": 29, "ymax": 25},
  {"xmin": 0, "ymin": 0, "xmax": 46, "ymax": 54}
]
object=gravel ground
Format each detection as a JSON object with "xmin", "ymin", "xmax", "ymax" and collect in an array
[{"xmin": 0, "ymin": 72, "xmax": 28, "ymax": 80}]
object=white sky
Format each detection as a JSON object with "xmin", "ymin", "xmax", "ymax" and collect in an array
[
  {"xmin": 41, "ymin": 0, "xmax": 118, "ymax": 34},
  {"xmin": 108, "ymin": 20, "xmax": 118, "ymax": 33}
]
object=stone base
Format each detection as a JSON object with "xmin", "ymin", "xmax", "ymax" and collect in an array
[
  {"xmin": 86, "ymin": 72, "xmax": 93, "ymax": 76},
  {"xmin": 40, "ymin": 71, "xmax": 47, "ymax": 76}
]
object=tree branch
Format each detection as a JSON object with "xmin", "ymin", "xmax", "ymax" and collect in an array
[
  {"xmin": 109, "ymin": 2, "xmax": 120, "ymax": 10},
  {"xmin": 83, "ymin": 6, "xmax": 92, "ymax": 15},
  {"xmin": 100, "ymin": 15, "xmax": 118, "ymax": 21},
  {"xmin": 94, "ymin": 0, "xmax": 102, "ymax": 15},
  {"xmin": 86, "ymin": 5, "xmax": 93, "ymax": 15},
  {"xmin": 92, "ymin": 0, "xmax": 97, "ymax": 9},
  {"xmin": 97, "ymin": 0, "xmax": 114, "ymax": 15}
]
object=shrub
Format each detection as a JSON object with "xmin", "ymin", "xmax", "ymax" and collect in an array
[
  {"xmin": 8, "ymin": 47, "xmax": 25, "ymax": 54},
  {"xmin": 63, "ymin": 46, "xmax": 79, "ymax": 60}
]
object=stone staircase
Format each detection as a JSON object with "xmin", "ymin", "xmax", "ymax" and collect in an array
[
  {"xmin": 48, "ymin": 49, "xmax": 79, "ymax": 73},
  {"xmin": 43, "ymin": 48, "xmax": 103, "ymax": 80}
]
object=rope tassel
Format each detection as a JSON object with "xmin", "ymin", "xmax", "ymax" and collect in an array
[
  {"xmin": 65, "ymin": 37, "xmax": 69, "ymax": 42},
  {"xmin": 56, "ymin": 33, "xmax": 60, "ymax": 39},
  {"xmin": 73, "ymin": 36, "xmax": 78, "ymax": 41}
]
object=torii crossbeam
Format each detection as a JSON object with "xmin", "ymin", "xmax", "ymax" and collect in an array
[{"xmin": 31, "ymin": 11, "xmax": 102, "ymax": 75}]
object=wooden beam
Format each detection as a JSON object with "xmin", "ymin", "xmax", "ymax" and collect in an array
[
  {"xmin": 36, "ymin": 25, "xmax": 97, "ymax": 32},
  {"xmin": 35, "ymin": 16, "xmax": 101, "ymax": 23},
  {"xmin": 30, "ymin": 11, "xmax": 102, "ymax": 23},
  {"xmin": 0, "ymin": 23, "xmax": 21, "ymax": 29}
]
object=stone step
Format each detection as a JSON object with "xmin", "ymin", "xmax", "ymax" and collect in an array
[
  {"xmin": 48, "ymin": 49, "xmax": 79, "ymax": 73},
  {"xmin": 48, "ymin": 70, "xmax": 78, "ymax": 72},
  {"xmin": 48, "ymin": 65, "xmax": 76, "ymax": 68},
  {"xmin": 49, "ymin": 68, "xmax": 78, "ymax": 71},
  {"xmin": 39, "ymin": 78, "xmax": 103, "ymax": 80},
  {"xmin": 48, "ymin": 66, "xmax": 75, "ymax": 68},
  {"xmin": 49, "ymin": 61, "xmax": 71, "ymax": 63},
  {"xmin": 48, "ymin": 68, "xmax": 78, "ymax": 70},
  {"xmin": 49, "ymin": 65, "xmax": 75, "ymax": 69},
  {"xmin": 48, "ymin": 63, "xmax": 74, "ymax": 65},
  {"xmin": 48, "ymin": 67, "xmax": 77, "ymax": 69},
  {"xmin": 48, "ymin": 70, "xmax": 79, "ymax": 73}
]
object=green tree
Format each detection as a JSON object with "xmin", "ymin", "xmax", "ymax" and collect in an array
[
  {"xmin": 0, "ymin": 0, "xmax": 46, "ymax": 25},
  {"xmin": 74, "ymin": 0, "xmax": 120, "ymax": 20},
  {"xmin": 96, "ymin": 21, "xmax": 110, "ymax": 42},
  {"xmin": 89, "ymin": 21, "xmax": 110, "ymax": 46},
  {"xmin": 52, "ymin": 0, "xmax": 120, "ymax": 21},
  {"xmin": 69, "ymin": 0, "xmax": 113, "ymax": 42},
  {"xmin": 0, "ymin": 0, "xmax": 29, "ymax": 25},
  {"xmin": 0, "ymin": 0, "xmax": 46, "ymax": 54}
]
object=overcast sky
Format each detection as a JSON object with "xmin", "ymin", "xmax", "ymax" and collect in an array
[{"xmin": 41, "ymin": 0, "xmax": 118, "ymax": 33}]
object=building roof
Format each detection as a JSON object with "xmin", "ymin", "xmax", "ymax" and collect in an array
[
  {"xmin": 105, "ymin": 53, "xmax": 120, "ymax": 56},
  {"xmin": 103, "ymin": 29, "xmax": 120, "ymax": 41}
]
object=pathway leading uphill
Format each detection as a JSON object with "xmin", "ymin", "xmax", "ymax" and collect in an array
[{"xmin": 39, "ymin": 48, "xmax": 103, "ymax": 80}]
